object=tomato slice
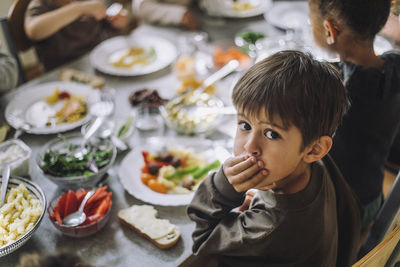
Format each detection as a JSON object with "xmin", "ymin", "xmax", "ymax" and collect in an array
[
  {"xmin": 76, "ymin": 189, "xmax": 89, "ymax": 205},
  {"xmin": 56, "ymin": 193, "xmax": 68, "ymax": 218},
  {"xmin": 64, "ymin": 190, "xmax": 78, "ymax": 217},
  {"xmin": 95, "ymin": 197, "xmax": 110, "ymax": 216}
]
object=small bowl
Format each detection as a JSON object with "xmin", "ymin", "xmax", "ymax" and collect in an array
[
  {"xmin": 36, "ymin": 133, "xmax": 116, "ymax": 189},
  {"xmin": 0, "ymin": 139, "xmax": 31, "ymax": 177},
  {"xmin": 47, "ymin": 193, "xmax": 111, "ymax": 238},
  {"xmin": 160, "ymin": 93, "xmax": 224, "ymax": 135},
  {"xmin": 0, "ymin": 177, "xmax": 46, "ymax": 257}
]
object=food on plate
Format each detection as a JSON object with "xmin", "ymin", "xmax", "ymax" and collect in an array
[
  {"xmin": 232, "ymin": 0, "xmax": 260, "ymax": 11},
  {"xmin": 173, "ymin": 55, "xmax": 196, "ymax": 80},
  {"xmin": 49, "ymin": 186, "xmax": 112, "ymax": 226},
  {"xmin": 129, "ymin": 88, "xmax": 166, "ymax": 108},
  {"xmin": 0, "ymin": 184, "xmax": 42, "ymax": 247},
  {"xmin": 175, "ymin": 77, "xmax": 216, "ymax": 95},
  {"xmin": 118, "ymin": 205, "xmax": 180, "ymax": 249},
  {"xmin": 109, "ymin": 47, "xmax": 156, "ymax": 69},
  {"xmin": 140, "ymin": 147, "xmax": 220, "ymax": 194},
  {"xmin": 26, "ymin": 88, "xmax": 88, "ymax": 128},
  {"xmin": 213, "ymin": 47, "xmax": 251, "ymax": 69},
  {"xmin": 39, "ymin": 135, "xmax": 113, "ymax": 177},
  {"xmin": 240, "ymin": 31, "xmax": 266, "ymax": 45},
  {"xmin": 60, "ymin": 68, "xmax": 105, "ymax": 88},
  {"xmin": 163, "ymin": 93, "xmax": 223, "ymax": 134}
]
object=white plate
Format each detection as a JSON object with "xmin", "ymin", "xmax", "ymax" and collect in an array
[
  {"xmin": 118, "ymin": 136, "xmax": 231, "ymax": 206},
  {"xmin": 90, "ymin": 35, "xmax": 177, "ymax": 76},
  {"xmin": 5, "ymin": 81, "xmax": 99, "ymax": 135},
  {"xmin": 265, "ymin": 1, "xmax": 309, "ymax": 30},
  {"xmin": 200, "ymin": 0, "xmax": 271, "ymax": 18}
]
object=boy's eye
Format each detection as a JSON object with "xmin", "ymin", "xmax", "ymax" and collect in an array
[
  {"xmin": 265, "ymin": 130, "xmax": 280, "ymax": 140},
  {"xmin": 238, "ymin": 122, "xmax": 251, "ymax": 131}
]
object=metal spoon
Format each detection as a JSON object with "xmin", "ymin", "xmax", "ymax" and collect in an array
[
  {"xmin": 74, "ymin": 116, "xmax": 105, "ymax": 160},
  {"xmin": 0, "ymin": 164, "xmax": 10, "ymax": 208},
  {"xmin": 62, "ymin": 189, "xmax": 95, "ymax": 227}
]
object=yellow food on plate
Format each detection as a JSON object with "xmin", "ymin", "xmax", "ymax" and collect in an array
[
  {"xmin": 110, "ymin": 47, "xmax": 156, "ymax": 69},
  {"xmin": 0, "ymin": 184, "xmax": 42, "ymax": 247},
  {"xmin": 55, "ymin": 96, "xmax": 87, "ymax": 124},
  {"xmin": 232, "ymin": 0, "xmax": 260, "ymax": 11},
  {"xmin": 44, "ymin": 89, "xmax": 88, "ymax": 125}
]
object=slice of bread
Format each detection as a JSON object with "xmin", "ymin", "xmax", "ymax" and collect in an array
[
  {"xmin": 118, "ymin": 205, "xmax": 180, "ymax": 249},
  {"xmin": 60, "ymin": 68, "xmax": 105, "ymax": 88}
]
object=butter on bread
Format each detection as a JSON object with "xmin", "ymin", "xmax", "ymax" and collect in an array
[
  {"xmin": 118, "ymin": 205, "xmax": 180, "ymax": 249},
  {"xmin": 60, "ymin": 68, "xmax": 105, "ymax": 88}
]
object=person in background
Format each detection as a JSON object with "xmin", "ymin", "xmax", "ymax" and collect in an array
[
  {"xmin": 0, "ymin": 51, "xmax": 18, "ymax": 92},
  {"xmin": 382, "ymin": 0, "xmax": 400, "ymax": 170},
  {"xmin": 308, "ymin": 0, "xmax": 400, "ymax": 228},
  {"xmin": 381, "ymin": 0, "xmax": 400, "ymax": 44},
  {"xmin": 132, "ymin": 0, "xmax": 198, "ymax": 31},
  {"xmin": 187, "ymin": 51, "xmax": 362, "ymax": 266},
  {"xmin": 25, "ymin": 0, "xmax": 131, "ymax": 71}
]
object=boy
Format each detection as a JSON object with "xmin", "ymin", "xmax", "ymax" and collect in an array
[{"xmin": 187, "ymin": 51, "xmax": 362, "ymax": 267}]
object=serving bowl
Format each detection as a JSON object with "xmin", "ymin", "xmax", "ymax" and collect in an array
[
  {"xmin": 47, "ymin": 191, "xmax": 111, "ymax": 238},
  {"xmin": 0, "ymin": 177, "xmax": 46, "ymax": 257},
  {"xmin": 36, "ymin": 133, "xmax": 116, "ymax": 188},
  {"xmin": 160, "ymin": 93, "xmax": 226, "ymax": 135},
  {"xmin": 0, "ymin": 139, "xmax": 31, "ymax": 177}
]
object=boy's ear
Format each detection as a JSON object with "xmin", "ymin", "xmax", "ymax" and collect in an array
[
  {"xmin": 303, "ymin": 136, "xmax": 332, "ymax": 163},
  {"xmin": 323, "ymin": 19, "xmax": 339, "ymax": 45}
]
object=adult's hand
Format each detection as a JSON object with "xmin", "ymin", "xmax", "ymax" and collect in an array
[
  {"xmin": 107, "ymin": 8, "xmax": 130, "ymax": 30},
  {"xmin": 181, "ymin": 11, "xmax": 199, "ymax": 31},
  {"xmin": 79, "ymin": 0, "xmax": 107, "ymax": 21}
]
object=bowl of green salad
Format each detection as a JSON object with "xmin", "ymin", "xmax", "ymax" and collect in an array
[{"xmin": 36, "ymin": 133, "xmax": 116, "ymax": 188}]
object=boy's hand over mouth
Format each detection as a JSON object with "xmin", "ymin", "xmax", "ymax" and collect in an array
[{"xmin": 223, "ymin": 155, "xmax": 275, "ymax": 192}]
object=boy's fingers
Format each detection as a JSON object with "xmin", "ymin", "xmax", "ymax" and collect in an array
[
  {"xmin": 231, "ymin": 169, "xmax": 268, "ymax": 192},
  {"xmin": 224, "ymin": 155, "xmax": 249, "ymax": 167},
  {"xmin": 225, "ymin": 157, "xmax": 259, "ymax": 177},
  {"xmin": 228, "ymin": 163, "xmax": 262, "ymax": 185}
]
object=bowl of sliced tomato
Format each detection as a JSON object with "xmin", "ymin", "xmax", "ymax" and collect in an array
[{"xmin": 48, "ymin": 186, "xmax": 112, "ymax": 237}]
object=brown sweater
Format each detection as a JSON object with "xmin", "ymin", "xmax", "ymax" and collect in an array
[
  {"xmin": 25, "ymin": 0, "xmax": 118, "ymax": 71},
  {"xmin": 187, "ymin": 155, "xmax": 362, "ymax": 267}
]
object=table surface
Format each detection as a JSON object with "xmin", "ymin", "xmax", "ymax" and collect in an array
[
  {"xmin": 1, "ymin": 2, "xmax": 397, "ymax": 265},
  {"xmin": 0, "ymin": 9, "xmax": 281, "ymax": 267}
]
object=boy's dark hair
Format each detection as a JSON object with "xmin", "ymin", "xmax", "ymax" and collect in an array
[
  {"xmin": 232, "ymin": 50, "xmax": 349, "ymax": 149},
  {"xmin": 310, "ymin": 0, "xmax": 391, "ymax": 41}
]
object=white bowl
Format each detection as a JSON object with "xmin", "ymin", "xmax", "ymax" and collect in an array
[{"xmin": 0, "ymin": 139, "xmax": 31, "ymax": 177}]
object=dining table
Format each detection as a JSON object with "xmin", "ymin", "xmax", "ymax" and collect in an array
[
  {"xmin": 1, "ymin": 1, "xmax": 397, "ymax": 265},
  {"xmin": 0, "ymin": 5, "xmax": 286, "ymax": 267}
]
